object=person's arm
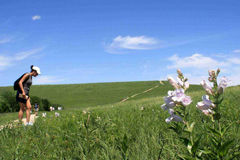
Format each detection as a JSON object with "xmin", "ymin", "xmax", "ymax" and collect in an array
[{"xmin": 18, "ymin": 73, "xmax": 30, "ymax": 98}]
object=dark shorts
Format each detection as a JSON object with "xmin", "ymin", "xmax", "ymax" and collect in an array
[{"xmin": 16, "ymin": 91, "xmax": 29, "ymax": 104}]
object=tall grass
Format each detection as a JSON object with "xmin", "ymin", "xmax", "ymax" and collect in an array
[{"xmin": 0, "ymin": 86, "xmax": 239, "ymax": 159}]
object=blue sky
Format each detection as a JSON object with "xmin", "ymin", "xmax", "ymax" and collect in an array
[{"xmin": 0, "ymin": 0, "xmax": 240, "ymax": 86}]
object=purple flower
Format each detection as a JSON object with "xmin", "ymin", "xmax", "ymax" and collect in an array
[
  {"xmin": 182, "ymin": 96, "xmax": 192, "ymax": 106},
  {"xmin": 161, "ymin": 96, "xmax": 176, "ymax": 110},
  {"xmin": 196, "ymin": 95, "xmax": 215, "ymax": 111},
  {"xmin": 165, "ymin": 109, "xmax": 183, "ymax": 123},
  {"xmin": 172, "ymin": 88, "xmax": 186, "ymax": 104},
  {"xmin": 219, "ymin": 76, "xmax": 231, "ymax": 89}
]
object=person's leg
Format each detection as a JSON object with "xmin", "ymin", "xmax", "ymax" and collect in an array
[
  {"xmin": 26, "ymin": 99, "xmax": 32, "ymax": 123},
  {"xmin": 18, "ymin": 102, "xmax": 26, "ymax": 123}
]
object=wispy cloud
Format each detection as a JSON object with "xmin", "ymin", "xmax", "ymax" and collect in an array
[
  {"xmin": 167, "ymin": 54, "xmax": 228, "ymax": 69},
  {"xmin": 0, "ymin": 38, "xmax": 12, "ymax": 44},
  {"xmin": 32, "ymin": 15, "xmax": 41, "ymax": 20},
  {"xmin": 104, "ymin": 36, "xmax": 162, "ymax": 54},
  {"xmin": 15, "ymin": 48, "xmax": 44, "ymax": 60},
  {"xmin": 0, "ymin": 55, "xmax": 12, "ymax": 70},
  {"xmin": 233, "ymin": 49, "xmax": 240, "ymax": 53},
  {"xmin": 228, "ymin": 58, "xmax": 240, "ymax": 64},
  {"xmin": 34, "ymin": 76, "xmax": 66, "ymax": 85}
]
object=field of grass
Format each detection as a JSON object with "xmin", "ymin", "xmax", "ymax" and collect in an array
[
  {"xmin": 0, "ymin": 81, "xmax": 202, "ymax": 109},
  {"xmin": 0, "ymin": 82, "xmax": 239, "ymax": 159}
]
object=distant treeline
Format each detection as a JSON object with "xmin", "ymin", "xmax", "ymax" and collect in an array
[{"xmin": 0, "ymin": 91, "xmax": 61, "ymax": 113}]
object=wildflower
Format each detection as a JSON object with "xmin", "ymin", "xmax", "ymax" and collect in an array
[
  {"xmin": 161, "ymin": 96, "xmax": 175, "ymax": 110},
  {"xmin": 218, "ymin": 76, "xmax": 231, "ymax": 89},
  {"xmin": 172, "ymin": 88, "xmax": 186, "ymax": 104},
  {"xmin": 181, "ymin": 96, "xmax": 192, "ymax": 106},
  {"xmin": 200, "ymin": 80, "xmax": 213, "ymax": 95},
  {"xmin": 55, "ymin": 112, "xmax": 60, "ymax": 117},
  {"xmin": 165, "ymin": 109, "xmax": 183, "ymax": 123},
  {"xmin": 140, "ymin": 106, "xmax": 144, "ymax": 111},
  {"xmin": 196, "ymin": 95, "xmax": 215, "ymax": 111},
  {"xmin": 42, "ymin": 113, "xmax": 46, "ymax": 117}
]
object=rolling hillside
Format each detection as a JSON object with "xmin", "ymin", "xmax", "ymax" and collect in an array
[{"xmin": 0, "ymin": 81, "xmax": 202, "ymax": 109}]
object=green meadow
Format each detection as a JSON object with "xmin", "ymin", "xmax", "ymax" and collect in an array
[{"xmin": 0, "ymin": 81, "xmax": 239, "ymax": 159}]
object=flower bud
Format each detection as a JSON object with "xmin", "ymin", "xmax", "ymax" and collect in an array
[
  {"xmin": 216, "ymin": 68, "xmax": 221, "ymax": 76},
  {"xmin": 177, "ymin": 69, "xmax": 183, "ymax": 76},
  {"xmin": 168, "ymin": 77, "xmax": 179, "ymax": 89},
  {"xmin": 208, "ymin": 69, "xmax": 214, "ymax": 77}
]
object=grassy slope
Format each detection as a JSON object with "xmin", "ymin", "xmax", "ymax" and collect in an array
[
  {"xmin": 0, "ymin": 81, "xmax": 202, "ymax": 109},
  {"xmin": 0, "ymin": 86, "xmax": 239, "ymax": 159}
]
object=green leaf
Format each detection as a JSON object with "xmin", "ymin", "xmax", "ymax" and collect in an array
[
  {"xmin": 226, "ymin": 152, "xmax": 240, "ymax": 160},
  {"xmin": 191, "ymin": 136, "xmax": 201, "ymax": 155},
  {"xmin": 179, "ymin": 137, "xmax": 192, "ymax": 154},
  {"xmin": 189, "ymin": 122, "xmax": 195, "ymax": 132},
  {"xmin": 221, "ymin": 123, "xmax": 233, "ymax": 137},
  {"xmin": 179, "ymin": 137, "xmax": 191, "ymax": 147},
  {"xmin": 210, "ymin": 137, "xmax": 220, "ymax": 150},
  {"xmin": 218, "ymin": 140, "xmax": 234, "ymax": 157},
  {"xmin": 207, "ymin": 126, "xmax": 221, "ymax": 137}
]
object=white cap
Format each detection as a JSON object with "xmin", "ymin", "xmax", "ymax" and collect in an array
[{"xmin": 32, "ymin": 66, "xmax": 41, "ymax": 75}]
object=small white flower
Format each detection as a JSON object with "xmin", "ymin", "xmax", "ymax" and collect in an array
[
  {"xmin": 218, "ymin": 76, "xmax": 231, "ymax": 89},
  {"xmin": 42, "ymin": 113, "xmax": 46, "ymax": 117},
  {"xmin": 140, "ymin": 107, "xmax": 144, "ymax": 111},
  {"xmin": 55, "ymin": 112, "xmax": 60, "ymax": 117},
  {"xmin": 165, "ymin": 109, "xmax": 183, "ymax": 123}
]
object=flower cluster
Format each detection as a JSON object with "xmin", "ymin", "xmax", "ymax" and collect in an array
[
  {"xmin": 197, "ymin": 69, "xmax": 230, "ymax": 118},
  {"xmin": 162, "ymin": 69, "xmax": 192, "ymax": 123}
]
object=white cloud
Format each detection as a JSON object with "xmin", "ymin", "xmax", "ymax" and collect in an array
[
  {"xmin": 32, "ymin": 15, "xmax": 41, "ymax": 20},
  {"xmin": 105, "ymin": 36, "xmax": 161, "ymax": 54},
  {"xmin": 167, "ymin": 54, "xmax": 228, "ymax": 69},
  {"xmin": 233, "ymin": 49, "xmax": 240, "ymax": 53},
  {"xmin": 34, "ymin": 76, "xmax": 66, "ymax": 85},
  {"xmin": 15, "ymin": 48, "xmax": 44, "ymax": 60},
  {"xmin": 227, "ymin": 58, "xmax": 240, "ymax": 64}
]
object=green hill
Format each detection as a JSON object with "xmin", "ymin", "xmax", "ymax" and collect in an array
[{"xmin": 0, "ymin": 81, "xmax": 202, "ymax": 109}]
